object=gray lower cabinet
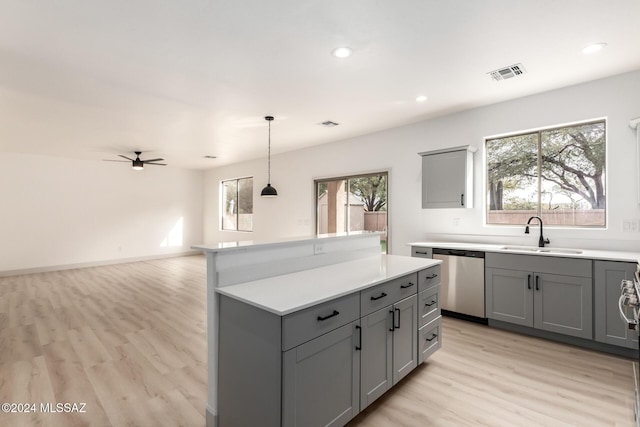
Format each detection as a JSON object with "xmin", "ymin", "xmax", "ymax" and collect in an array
[
  {"xmin": 219, "ymin": 267, "xmax": 439, "ymax": 427},
  {"xmin": 485, "ymin": 253, "xmax": 593, "ymax": 339},
  {"xmin": 283, "ymin": 321, "xmax": 360, "ymax": 427},
  {"xmin": 594, "ymin": 260, "xmax": 639, "ymax": 349},
  {"xmin": 360, "ymin": 294, "xmax": 418, "ymax": 410}
]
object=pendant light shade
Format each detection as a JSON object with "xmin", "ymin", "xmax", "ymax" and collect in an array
[{"xmin": 261, "ymin": 115, "xmax": 278, "ymax": 197}]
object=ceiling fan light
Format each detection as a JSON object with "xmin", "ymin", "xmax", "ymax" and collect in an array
[
  {"xmin": 261, "ymin": 183, "xmax": 278, "ymax": 197},
  {"xmin": 132, "ymin": 158, "xmax": 144, "ymax": 170}
]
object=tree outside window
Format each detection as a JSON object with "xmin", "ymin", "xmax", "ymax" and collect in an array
[
  {"xmin": 221, "ymin": 177, "xmax": 253, "ymax": 231},
  {"xmin": 486, "ymin": 121, "xmax": 605, "ymax": 227},
  {"xmin": 316, "ymin": 173, "xmax": 388, "ymax": 252}
]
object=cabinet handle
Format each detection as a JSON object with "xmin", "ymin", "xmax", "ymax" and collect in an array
[
  {"xmin": 535, "ymin": 275, "xmax": 540, "ymax": 291},
  {"xmin": 426, "ymin": 333, "xmax": 438, "ymax": 342},
  {"xmin": 401, "ymin": 282, "xmax": 415, "ymax": 289},
  {"xmin": 426, "ymin": 274, "xmax": 438, "ymax": 279},
  {"xmin": 355, "ymin": 325, "xmax": 362, "ymax": 351},
  {"xmin": 415, "ymin": 251, "xmax": 430, "ymax": 255},
  {"xmin": 317, "ymin": 310, "xmax": 339, "ymax": 321},
  {"xmin": 425, "ymin": 300, "xmax": 437, "ymax": 307},
  {"xmin": 527, "ymin": 274, "xmax": 531, "ymax": 290},
  {"xmin": 370, "ymin": 292, "xmax": 387, "ymax": 301},
  {"xmin": 461, "ymin": 193, "xmax": 464, "ymax": 206},
  {"xmin": 389, "ymin": 309, "xmax": 395, "ymax": 332},
  {"xmin": 395, "ymin": 308, "xmax": 401, "ymax": 329}
]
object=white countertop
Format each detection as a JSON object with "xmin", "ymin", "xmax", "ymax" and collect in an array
[
  {"xmin": 409, "ymin": 241, "xmax": 640, "ymax": 263},
  {"xmin": 216, "ymin": 254, "xmax": 441, "ymax": 316},
  {"xmin": 192, "ymin": 231, "xmax": 380, "ymax": 253}
]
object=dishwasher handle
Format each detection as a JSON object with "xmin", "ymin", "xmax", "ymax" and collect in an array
[{"xmin": 433, "ymin": 248, "xmax": 485, "ymax": 258}]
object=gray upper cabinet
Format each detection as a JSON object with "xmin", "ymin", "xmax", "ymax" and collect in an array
[
  {"xmin": 419, "ymin": 146, "xmax": 476, "ymax": 209},
  {"xmin": 485, "ymin": 253, "xmax": 593, "ymax": 339},
  {"xmin": 594, "ymin": 260, "xmax": 639, "ymax": 349}
]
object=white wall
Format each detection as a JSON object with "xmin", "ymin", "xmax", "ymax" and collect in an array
[
  {"xmin": 205, "ymin": 70, "xmax": 640, "ymax": 255},
  {"xmin": 0, "ymin": 153, "xmax": 204, "ymax": 272}
]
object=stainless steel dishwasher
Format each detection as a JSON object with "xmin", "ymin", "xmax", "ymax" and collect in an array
[{"xmin": 432, "ymin": 248, "xmax": 486, "ymax": 320}]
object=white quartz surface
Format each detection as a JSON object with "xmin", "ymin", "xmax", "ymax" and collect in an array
[
  {"xmin": 409, "ymin": 241, "xmax": 640, "ymax": 263},
  {"xmin": 192, "ymin": 231, "xmax": 380, "ymax": 253},
  {"xmin": 215, "ymin": 254, "xmax": 441, "ymax": 316}
]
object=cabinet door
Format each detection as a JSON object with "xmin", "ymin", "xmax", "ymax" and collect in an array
[
  {"xmin": 283, "ymin": 322, "xmax": 360, "ymax": 427},
  {"xmin": 534, "ymin": 273, "xmax": 593, "ymax": 339},
  {"xmin": 485, "ymin": 268, "xmax": 533, "ymax": 327},
  {"xmin": 421, "ymin": 150, "xmax": 467, "ymax": 208},
  {"xmin": 360, "ymin": 308, "xmax": 393, "ymax": 410},
  {"xmin": 594, "ymin": 260, "xmax": 639, "ymax": 348},
  {"xmin": 392, "ymin": 295, "xmax": 418, "ymax": 384}
]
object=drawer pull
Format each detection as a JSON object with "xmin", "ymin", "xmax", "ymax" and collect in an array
[
  {"xmin": 425, "ymin": 300, "xmax": 437, "ymax": 307},
  {"xmin": 401, "ymin": 282, "xmax": 415, "ymax": 289},
  {"xmin": 370, "ymin": 292, "xmax": 387, "ymax": 301},
  {"xmin": 426, "ymin": 333, "xmax": 438, "ymax": 342},
  {"xmin": 426, "ymin": 274, "xmax": 438, "ymax": 279},
  {"xmin": 317, "ymin": 310, "xmax": 339, "ymax": 322},
  {"xmin": 415, "ymin": 251, "xmax": 430, "ymax": 255}
]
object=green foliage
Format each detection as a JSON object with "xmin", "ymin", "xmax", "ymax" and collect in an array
[
  {"xmin": 350, "ymin": 175, "xmax": 387, "ymax": 212},
  {"xmin": 487, "ymin": 121, "xmax": 605, "ymax": 211}
]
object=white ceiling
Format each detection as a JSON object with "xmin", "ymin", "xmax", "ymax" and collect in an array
[{"xmin": 1, "ymin": 0, "xmax": 639, "ymax": 169}]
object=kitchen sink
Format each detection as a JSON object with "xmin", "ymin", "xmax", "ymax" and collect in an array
[{"xmin": 501, "ymin": 246, "xmax": 583, "ymax": 255}]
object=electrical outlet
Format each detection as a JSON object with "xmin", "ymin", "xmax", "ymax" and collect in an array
[
  {"xmin": 314, "ymin": 243, "xmax": 325, "ymax": 255},
  {"xmin": 453, "ymin": 218, "xmax": 460, "ymax": 227},
  {"xmin": 623, "ymin": 219, "xmax": 640, "ymax": 232}
]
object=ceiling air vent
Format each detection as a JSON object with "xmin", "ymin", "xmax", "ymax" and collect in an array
[
  {"xmin": 488, "ymin": 63, "xmax": 526, "ymax": 81},
  {"xmin": 319, "ymin": 120, "xmax": 339, "ymax": 127}
]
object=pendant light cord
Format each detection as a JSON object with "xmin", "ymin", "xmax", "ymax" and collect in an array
[{"xmin": 268, "ymin": 119, "xmax": 271, "ymax": 184}]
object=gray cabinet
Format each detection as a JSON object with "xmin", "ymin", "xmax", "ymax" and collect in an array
[
  {"xmin": 485, "ymin": 267, "xmax": 533, "ymax": 327},
  {"xmin": 283, "ymin": 322, "xmax": 360, "ymax": 427},
  {"xmin": 419, "ymin": 146, "xmax": 475, "ymax": 209},
  {"xmin": 360, "ymin": 294, "xmax": 418, "ymax": 410},
  {"xmin": 485, "ymin": 253, "xmax": 593, "ymax": 339},
  {"xmin": 218, "ymin": 267, "xmax": 439, "ymax": 427},
  {"xmin": 594, "ymin": 260, "xmax": 639, "ymax": 349}
]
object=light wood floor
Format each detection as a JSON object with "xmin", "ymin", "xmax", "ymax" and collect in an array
[{"xmin": 0, "ymin": 255, "xmax": 636, "ymax": 426}]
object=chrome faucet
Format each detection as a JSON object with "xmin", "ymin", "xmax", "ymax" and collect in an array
[{"xmin": 525, "ymin": 216, "xmax": 550, "ymax": 248}]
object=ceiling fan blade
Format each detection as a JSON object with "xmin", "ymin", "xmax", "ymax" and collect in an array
[
  {"xmin": 103, "ymin": 159, "xmax": 130, "ymax": 162},
  {"xmin": 118, "ymin": 155, "xmax": 134, "ymax": 161},
  {"xmin": 146, "ymin": 162, "xmax": 167, "ymax": 166},
  {"xmin": 142, "ymin": 158, "xmax": 164, "ymax": 163}
]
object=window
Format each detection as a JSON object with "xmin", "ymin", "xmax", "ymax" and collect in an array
[
  {"xmin": 221, "ymin": 177, "xmax": 253, "ymax": 231},
  {"xmin": 315, "ymin": 172, "xmax": 388, "ymax": 253},
  {"xmin": 486, "ymin": 120, "xmax": 606, "ymax": 227}
]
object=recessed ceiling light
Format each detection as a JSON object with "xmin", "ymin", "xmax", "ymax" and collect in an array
[
  {"xmin": 582, "ymin": 42, "xmax": 607, "ymax": 54},
  {"xmin": 331, "ymin": 47, "xmax": 352, "ymax": 58},
  {"xmin": 416, "ymin": 95, "xmax": 428, "ymax": 103}
]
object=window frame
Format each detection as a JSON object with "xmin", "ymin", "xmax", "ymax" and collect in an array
[
  {"xmin": 484, "ymin": 119, "xmax": 607, "ymax": 229},
  {"xmin": 314, "ymin": 171, "xmax": 390, "ymax": 253},
  {"xmin": 220, "ymin": 176, "xmax": 254, "ymax": 232}
]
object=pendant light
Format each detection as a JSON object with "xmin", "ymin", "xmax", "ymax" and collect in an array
[{"xmin": 261, "ymin": 115, "xmax": 278, "ymax": 197}]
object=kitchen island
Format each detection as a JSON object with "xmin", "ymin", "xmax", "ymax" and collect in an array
[{"xmin": 194, "ymin": 232, "xmax": 441, "ymax": 427}]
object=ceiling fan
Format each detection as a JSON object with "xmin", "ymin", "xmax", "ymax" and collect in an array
[{"xmin": 104, "ymin": 151, "xmax": 167, "ymax": 170}]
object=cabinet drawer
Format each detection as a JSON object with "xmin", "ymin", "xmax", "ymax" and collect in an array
[
  {"xmin": 283, "ymin": 293, "xmax": 360, "ymax": 351},
  {"xmin": 360, "ymin": 273, "xmax": 417, "ymax": 317},
  {"xmin": 418, "ymin": 265, "xmax": 441, "ymax": 292},
  {"xmin": 419, "ymin": 286, "xmax": 440, "ymax": 327},
  {"xmin": 418, "ymin": 316, "xmax": 442, "ymax": 364}
]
